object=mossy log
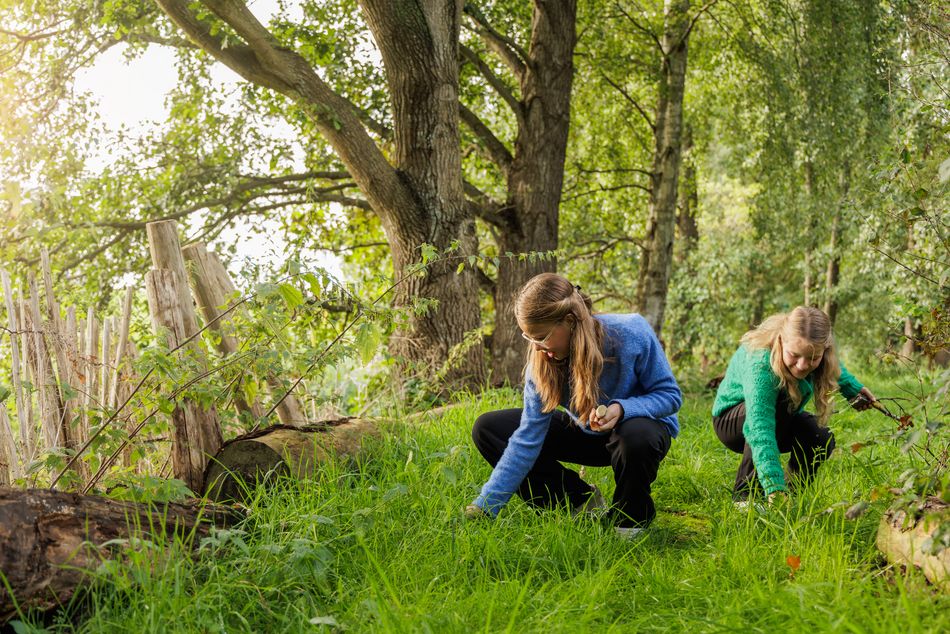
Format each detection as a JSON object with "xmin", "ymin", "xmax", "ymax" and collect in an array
[{"xmin": 202, "ymin": 419, "xmax": 380, "ymax": 503}]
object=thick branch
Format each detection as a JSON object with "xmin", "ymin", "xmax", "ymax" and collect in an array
[
  {"xmin": 459, "ymin": 103, "xmax": 513, "ymax": 173},
  {"xmin": 88, "ymin": 172, "xmax": 358, "ymax": 230},
  {"xmin": 460, "ymin": 44, "xmax": 524, "ymax": 122},
  {"xmin": 475, "ymin": 266, "xmax": 496, "ymax": 294},
  {"xmin": 462, "ymin": 6, "xmax": 527, "ymax": 79},
  {"xmin": 156, "ymin": 0, "xmax": 417, "ymax": 229}
]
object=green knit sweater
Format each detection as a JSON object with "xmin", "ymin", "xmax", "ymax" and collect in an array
[{"xmin": 712, "ymin": 345, "xmax": 864, "ymax": 495}]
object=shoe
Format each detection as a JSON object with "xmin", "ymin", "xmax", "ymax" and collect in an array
[
  {"xmin": 570, "ymin": 485, "xmax": 607, "ymax": 518},
  {"xmin": 733, "ymin": 499, "xmax": 766, "ymax": 513},
  {"xmin": 614, "ymin": 525, "xmax": 646, "ymax": 540}
]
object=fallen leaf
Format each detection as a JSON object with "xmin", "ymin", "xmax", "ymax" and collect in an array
[
  {"xmin": 786, "ymin": 555, "xmax": 801, "ymax": 571},
  {"xmin": 851, "ymin": 442, "xmax": 865, "ymax": 453}
]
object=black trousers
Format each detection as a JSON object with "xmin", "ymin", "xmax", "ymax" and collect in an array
[
  {"xmin": 472, "ymin": 408, "xmax": 672, "ymax": 527},
  {"xmin": 712, "ymin": 393, "xmax": 835, "ymax": 499}
]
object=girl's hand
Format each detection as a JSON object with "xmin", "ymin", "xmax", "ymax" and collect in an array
[
  {"xmin": 851, "ymin": 387, "xmax": 877, "ymax": 411},
  {"xmin": 768, "ymin": 491, "xmax": 789, "ymax": 506},
  {"xmin": 589, "ymin": 403, "xmax": 623, "ymax": 431},
  {"xmin": 464, "ymin": 504, "xmax": 488, "ymax": 520}
]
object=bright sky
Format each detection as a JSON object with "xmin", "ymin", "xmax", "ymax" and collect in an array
[{"xmin": 71, "ymin": 0, "xmax": 345, "ymax": 281}]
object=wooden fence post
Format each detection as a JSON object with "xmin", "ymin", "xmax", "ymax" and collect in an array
[{"xmin": 145, "ymin": 221, "xmax": 222, "ymax": 491}]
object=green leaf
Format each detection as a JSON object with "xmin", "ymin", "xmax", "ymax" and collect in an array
[
  {"xmin": 302, "ymin": 272, "xmax": 322, "ymax": 299},
  {"xmin": 0, "ymin": 384, "xmax": 10, "ymax": 404},
  {"xmin": 59, "ymin": 381, "xmax": 77, "ymax": 401},
  {"xmin": 456, "ymin": 262, "xmax": 465, "ymax": 275},
  {"xmin": 278, "ymin": 283, "xmax": 304, "ymax": 309},
  {"xmin": 355, "ymin": 322, "xmax": 381, "ymax": 365},
  {"xmin": 420, "ymin": 243, "xmax": 438, "ymax": 265}
]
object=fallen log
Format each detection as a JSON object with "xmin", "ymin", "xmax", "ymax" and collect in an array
[
  {"xmin": 876, "ymin": 497, "xmax": 949, "ymax": 591},
  {"xmin": 0, "ymin": 488, "xmax": 242, "ymax": 622},
  {"xmin": 203, "ymin": 418, "xmax": 380, "ymax": 503}
]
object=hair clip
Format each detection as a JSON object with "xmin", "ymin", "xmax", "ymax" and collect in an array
[{"xmin": 573, "ymin": 284, "xmax": 582, "ymax": 292}]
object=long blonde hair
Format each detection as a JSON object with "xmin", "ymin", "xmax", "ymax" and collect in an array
[
  {"xmin": 741, "ymin": 306, "xmax": 841, "ymax": 425},
  {"xmin": 516, "ymin": 273, "xmax": 604, "ymax": 419}
]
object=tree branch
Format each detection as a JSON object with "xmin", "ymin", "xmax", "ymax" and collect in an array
[
  {"xmin": 461, "ymin": 5, "xmax": 527, "ymax": 80},
  {"xmin": 614, "ymin": 3, "xmax": 665, "ymax": 53},
  {"xmin": 682, "ymin": 0, "xmax": 720, "ymax": 44},
  {"xmin": 601, "ymin": 73, "xmax": 656, "ymax": 133},
  {"xmin": 475, "ymin": 266, "xmax": 496, "ymax": 294},
  {"xmin": 458, "ymin": 102, "xmax": 514, "ymax": 173},
  {"xmin": 562, "ymin": 182, "xmax": 652, "ymax": 202},
  {"xmin": 156, "ymin": 0, "xmax": 416, "ymax": 226},
  {"xmin": 88, "ymin": 172, "xmax": 360, "ymax": 230},
  {"xmin": 460, "ymin": 44, "xmax": 524, "ymax": 123}
]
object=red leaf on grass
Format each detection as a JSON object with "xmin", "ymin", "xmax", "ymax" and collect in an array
[
  {"xmin": 851, "ymin": 442, "xmax": 865, "ymax": 453},
  {"xmin": 786, "ymin": 555, "xmax": 801, "ymax": 571}
]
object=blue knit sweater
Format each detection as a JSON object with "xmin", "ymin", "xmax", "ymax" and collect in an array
[{"xmin": 473, "ymin": 313, "xmax": 682, "ymax": 515}]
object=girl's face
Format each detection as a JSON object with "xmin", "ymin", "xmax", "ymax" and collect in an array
[
  {"xmin": 781, "ymin": 336, "xmax": 824, "ymax": 379},
  {"xmin": 521, "ymin": 317, "xmax": 573, "ymax": 361}
]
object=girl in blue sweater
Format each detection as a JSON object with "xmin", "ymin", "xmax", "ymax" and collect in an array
[{"xmin": 466, "ymin": 273, "xmax": 682, "ymax": 537}]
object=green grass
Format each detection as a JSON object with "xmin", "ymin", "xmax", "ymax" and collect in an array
[{"xmin": 17, "ymin": 375, "xmax": 950, "ymax": 633}]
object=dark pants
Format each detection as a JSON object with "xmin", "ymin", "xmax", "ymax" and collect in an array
[
  {"xmin": 472, "ymin": 408, "xmax": 672, "ymax": 527},
  {"xmin": 712, "ymin": 393, "xmax": 835, "ymax": 500}
]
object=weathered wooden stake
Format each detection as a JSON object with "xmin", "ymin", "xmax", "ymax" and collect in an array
[{"xmin": 181, "ymin": 242, "xmax": 305, "ymax": 424}]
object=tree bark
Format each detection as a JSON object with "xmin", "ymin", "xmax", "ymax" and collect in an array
[
  {"xmin": 823, "ymin": 210, "xmax": 841, "ymax": 324},
  {"xmin": 824, "ymin": 164, "xmax": 848, "ymax": 324},
  {"xmin": 675, "ymin": 123, "xmax": 698, "ymax": 264},
  {"xmin": 669, "ymin": 123, "xmax": 698, "ymax": 361},
  {"xmin": 488, "ymin": 0, "xmax": 578, "ymax": 387},
  {"xmin": 636, "ymin": 0, "xmax": 691, "ymax": 336},
  {"xmin": 0, "ymin": 487, "xmax": 241, "ymax": 622},
  {"xmin": 803, "ymin": 161, "xmax": 817, "ymax": 307}
]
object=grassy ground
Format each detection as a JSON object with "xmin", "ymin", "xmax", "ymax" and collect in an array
[{"xmin": 17, "ymin": 374, "xmax": 950, "ymax": 633}]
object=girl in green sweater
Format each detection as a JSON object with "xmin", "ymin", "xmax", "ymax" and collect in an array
[{"xmin": 712, "ymin": 306, "xmax": 876, "ymax": 503}]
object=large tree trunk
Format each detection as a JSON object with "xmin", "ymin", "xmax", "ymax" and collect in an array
[
  {"xmin": 0, "ymin": 488, "xmax": 240, "ymax": 621},
  {"xmin": 490, "ymin": 0, "xmax": 577, "ymax": 386},
  {"xmin": 359, "ymin": 0, "xmax": 484, "ymax": 388},
  {"xmin": 636, "ymin": 0, "xmax": 691, "ymax": 336}
]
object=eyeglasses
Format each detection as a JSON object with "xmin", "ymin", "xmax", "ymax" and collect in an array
[{"xmin": 521, "ymin": 322, "xmax": 561, "ymax": 348}]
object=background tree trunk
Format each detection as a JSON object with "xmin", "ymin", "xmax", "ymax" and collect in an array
[
  {"xmin": 636, "ymin": 0, "xmax": 691, "ymax": 336},
  {"xmin": 489, "ymin": 0, "xmax": 577, "ymax": 386}
]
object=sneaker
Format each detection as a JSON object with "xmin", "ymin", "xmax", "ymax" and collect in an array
[
  {"xmin": 570, "ymin": 485, "xmax": 607, "ymax": 518},
  {"xmin": 614, "ymin": 525, "xmax": 646, "ymax": 540},
  {"xmin": 733, "ymin": 499, "xmax": 766, "ymax": 513}
]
